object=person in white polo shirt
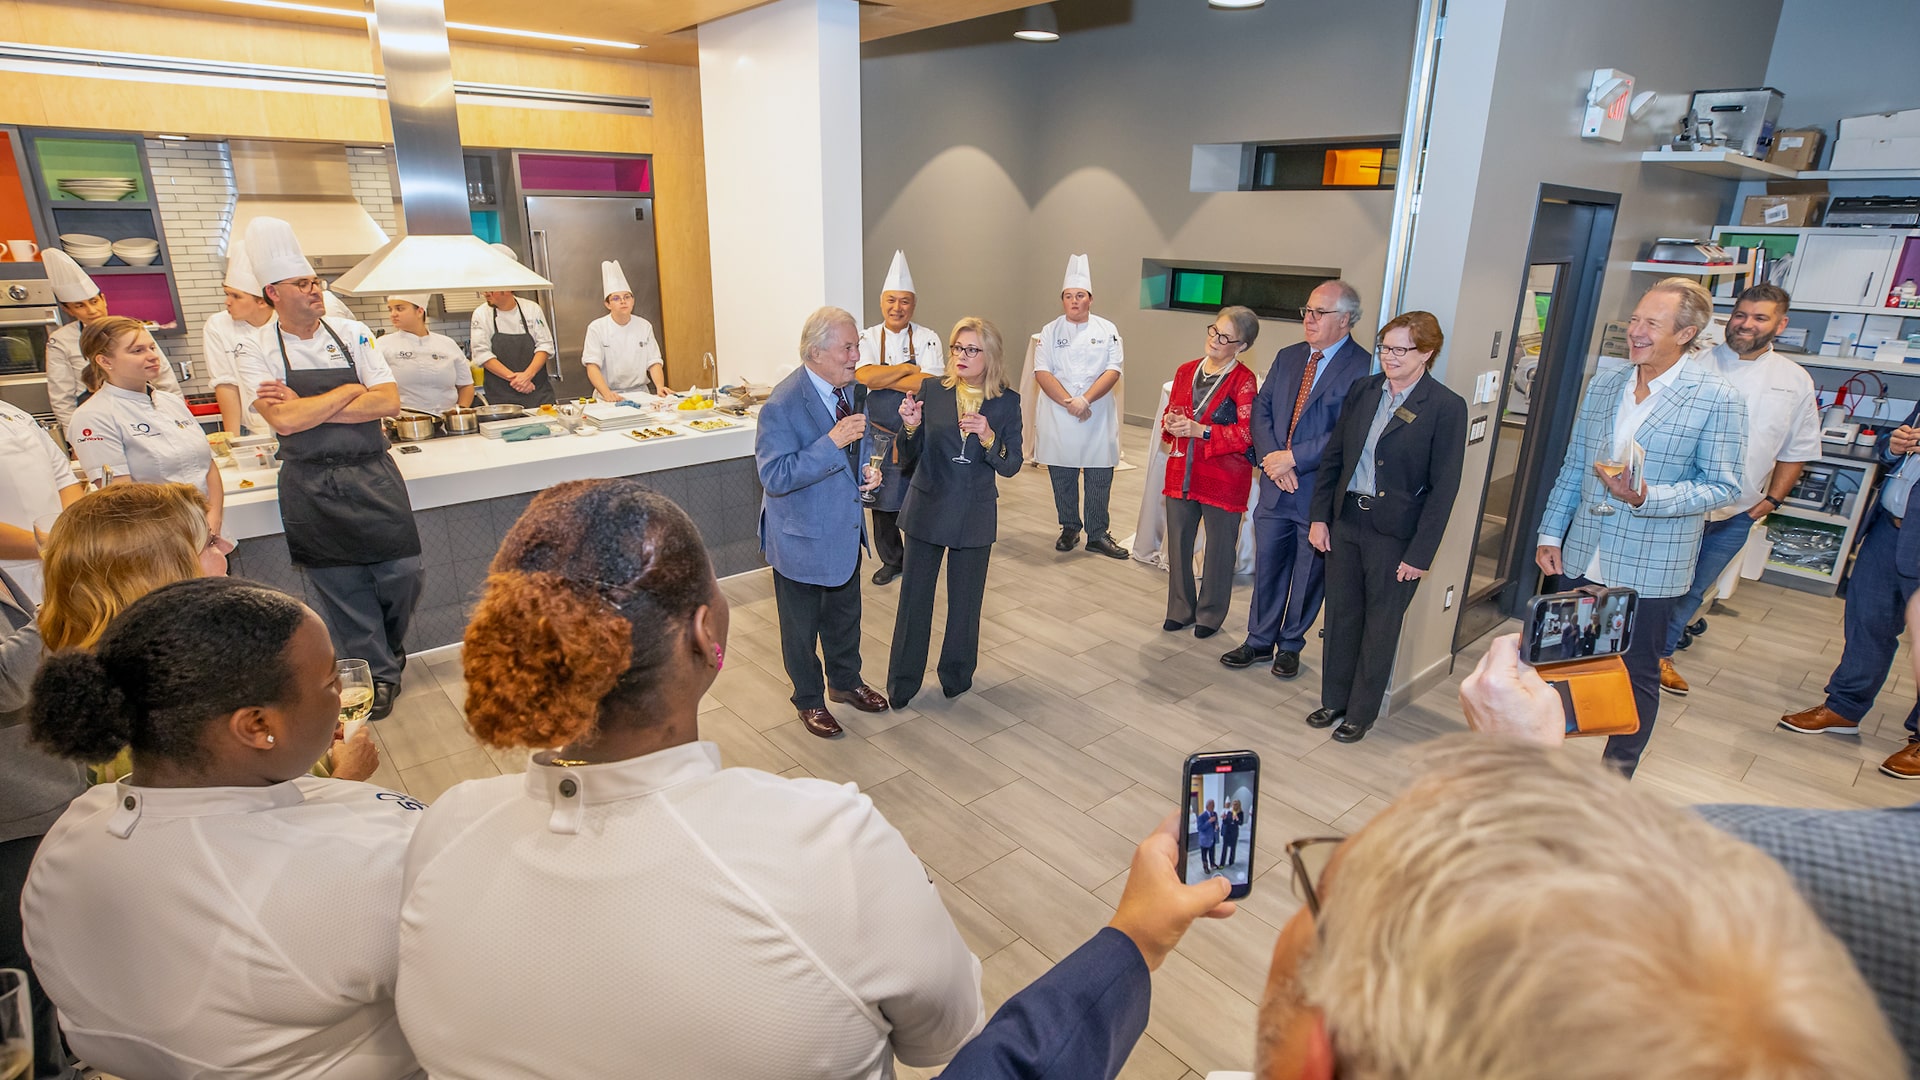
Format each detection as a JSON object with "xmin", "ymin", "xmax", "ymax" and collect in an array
[
  {"xmin": 0, "ymin": 402, "xmax": 82, "ymax": 603},
  {"xmin": 581, "ymin": 259, "xmax": 667, "ymax": 400},
  {"xmin": 376, "ymin": 294, "xmax": 473, "ymax": 415},
  {"xmin": 22, "ymin": 577, "xmax": 414, "ymax": 1080},
  {"xmin": 201, "ymin": 243, "xmax": 276, "ymax": 435},
  {"xmin": 42, "ymin": 249, "xmax": 181, "ymax": 433},
  {"xmin": 1659, "ymin": 284, "xmax": 1821, "ymax": 696},
  {"xmin": 69, "ymin": 315, "xmax": 224, "ymax": 533}
]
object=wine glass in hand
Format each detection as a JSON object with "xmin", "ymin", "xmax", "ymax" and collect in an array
[
  {"xmin": 954, "ymin": 405, "xmax": 976, "ymax": 465},
  {"xmin": 1592, "ymin": 457, "xmax": 1624, "ymax": 516},
  {"xmin": 336, "ymin": 659, "xmax": 375, "ymax": 740},
  {"xmin": 1165, "ymin": 406, "xmax": 1188, "ymax": 458}
]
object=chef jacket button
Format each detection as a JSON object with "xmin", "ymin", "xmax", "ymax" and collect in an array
[
  {"xmin": 123, "ymin": 795, "xmax": 137, "ymax": 811},
  {"xmin": 558, "ymin": 777, "xmax": 578, "ymax": 799}
]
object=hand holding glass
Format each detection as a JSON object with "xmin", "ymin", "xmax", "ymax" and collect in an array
[
  {"xmin": 1591, "ymin": 458, "xmax": 1625, "ymax": 516},
  {"xmin": 1165, "ymin": 406, "xmax": 1188, "ymax": 458},
  {"xmin": 863, "ymin": 430, "xmax": 895, "ymax": 503},
  {"xmin": 954, "ymin": 407, "xmax": 977, "ymax": 464},
  {"xmin": 336, "ymin": 659, "xmax": 375, "ymax": 740}
]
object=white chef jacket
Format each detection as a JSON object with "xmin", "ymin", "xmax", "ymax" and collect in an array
[
  {"xmin": 69, "ymin": 383, "xmax": 213, "ymax": 495},
  {"xmin": 467, "ymin": 299, "xmax": 553, "ymax": 365},
  {"xmin": 1695, "ymin": 343, "xmax": 1822, "ymax": 520},
  {"xmin": 858, "ymin": 322, "xmax": 945, "ymax": 376},
  {"xmin": 0, "ymin": 401, "xmax": 80, "ymax": 603},
  {"xmin": 396, "ymin": 741, "xmax": 984, "ymax": 1079},
  {"xmin": 237, "ymin": 316, "xmax": 393, "ymax": 396},
  {"xmin": 581, "ymin": 312, "xmax": 664, "ymax": 394},
  {"xmin": 21, "ymin": 776, "xmax": 426, "ymax": 1080},
  {"xmin": 46, "ymin": 320, "xmax": 180, "ymax": 431},
  {"xmin": 323, "ymin": 288, "xmax": 355, "ymax": 322},
  {"xmin": 376, "ymin": 330, "xmax": 472, "ymax": 414},
  {"xmin": 1540, "ymin": 359, "xmax": 1690, "ymax": 581},
  {"xmin": 1033, "ymin": 313, "xmax": 1123, "ymax": 468},
  {"xmin": 202, "ymin": 310, "xmax": 273, "ymax": 433}
]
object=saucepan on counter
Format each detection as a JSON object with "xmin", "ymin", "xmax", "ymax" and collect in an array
[
  {"xmin": 471, "ymin": 403, "xmax": 527, "ymax": 424},
  {"xmin": 387, "ymin": 411, "xmax": 439, "ymax": 442},
  {"xmin": 441, "ymin": 407, "xmax": 480, "ymax": 435}
]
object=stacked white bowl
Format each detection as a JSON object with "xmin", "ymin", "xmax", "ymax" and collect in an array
[
  {"xmin": 59, "ymin": 233, "xmax": 113, "ymax": 268},
  {"xmin": 57, "ymin": 177, "xmax": 139, "ymax": 202},
  {"xmin": 111, "ymin": 237, "xmax": 160, "ymax": 266}
]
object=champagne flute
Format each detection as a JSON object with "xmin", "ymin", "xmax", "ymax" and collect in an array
[
  {"xmin": 1592, "ymin": 457, "xmax": 1624, "ymax": 516},
  {"xmin": 953, "ymin": 404, "xmax": 976, "ymax": 465},
  {"xmin": 0, "ymin": 969, "xmax": 29, "ymax": 1080},
  {"xmin": 863, "ymin": 430, "xmax": 894, "ymax": 504},
  {"xmin": 336, "ymin": 658, "xmax": 375, "ymax": 740},
  {"xmin": 1166, "ymin": 405, "xmax": 1188, "ymax": 458}
]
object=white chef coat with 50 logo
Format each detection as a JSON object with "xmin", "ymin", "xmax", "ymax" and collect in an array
[
  {"xmin": 69, "ymin": 383, "xmax": 214, "ymax": 494},
  {"xmin": 1033, "ymin": 313, "xmax": 1124, "ymax": 468}
]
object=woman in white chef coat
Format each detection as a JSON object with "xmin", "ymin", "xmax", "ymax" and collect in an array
[
  {"xmin": 469, "ymin": 243, "xmax": 556, "ymax": 407},
  {"xmin": 582, "ymin": 259, "xmax": 667, "ymax": 401},
  {"xmin": 42, "ymin": 249, "xmax": 182, "ymax": 433},
  {"xmin": 1033, "ymin": 253, "xmax": 1128, "ymax": 560},
  {"xmin": 0, "ymin": 401, "xmax": 83, "ymax": 604},
  {"xmin": 201, "ymin": 245, "xmax": 275, "ymax": 435},
  {"xmin": 69, "ymin": 316, "xmax": 223, "ymax": 535},
  {"xmin": 378, "ymin": 293, "xmax": 474, "ymax": 414},
  {"xmin": 22, "ymin": 576, "xmax": 422, "ymax": 1080}
]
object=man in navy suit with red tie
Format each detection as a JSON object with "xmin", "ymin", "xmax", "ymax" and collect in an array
[{"xmin": 1221, "ymin": 280, "xmax": 1373, "ymax": 679}]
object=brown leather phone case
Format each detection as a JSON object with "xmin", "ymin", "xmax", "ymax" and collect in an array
[{"xmin": 1536, "ymin": 655, "xmax": 1640, "ymax": 738}]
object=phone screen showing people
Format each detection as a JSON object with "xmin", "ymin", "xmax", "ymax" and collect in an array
[
  {"xmin": 1523, "ymin": 586, "xmax": 1637, "ymax": 667},
  {"xmin": 1181, "ymin": 750, "xmax": 1259, "ymax": 897}
]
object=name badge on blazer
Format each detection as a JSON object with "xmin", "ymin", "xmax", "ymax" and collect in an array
[{"xmin": 1394, "ymin": 406, "xmax": 1417, "ymax": 423}]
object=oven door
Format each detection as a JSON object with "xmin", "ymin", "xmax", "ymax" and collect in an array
[{"xmin": 0, "ymin": 308, "xmax": 55, "ymax": 376}]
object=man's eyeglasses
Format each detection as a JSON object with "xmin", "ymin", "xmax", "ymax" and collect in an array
[
  {"xmin": 1299, "ymin": 306, "xmax": 1345, "ymax": 322},
  {"xmin": 1287, "ymin": 836, "xmax": 1343, "ymax": 917},
  {"xmin": 949, "ymin": 344, "xmax": 986, "ymax": 359},
  {"xmin": 280, "ymin": 279, "xmax": 325, "ymax": 294},
  {"xmin": 1376, "ymin": 344, "xmax": 1419, "ymax": 359},
  {"xmin": 1207, "ymin": 326, "xmax": 1243, "ymax": 347}
]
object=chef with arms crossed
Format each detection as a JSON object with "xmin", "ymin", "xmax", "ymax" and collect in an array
[{"xmin": 582, "ymin": 260, "xmax": 667, "ymax": 401}]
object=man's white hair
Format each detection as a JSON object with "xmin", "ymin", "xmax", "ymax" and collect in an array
[{"xmin": 798, "ymin": 306, "xmax": 857, "ymax": 364}]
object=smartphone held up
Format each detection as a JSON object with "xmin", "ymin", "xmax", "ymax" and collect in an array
[
  {"xmin": 1521, "ymin": 585, "xmax": 1642, "ymax": 738},
  {"xmin": 1180, "ymin": 751, "xmax": 1259, "ymax": 897}
]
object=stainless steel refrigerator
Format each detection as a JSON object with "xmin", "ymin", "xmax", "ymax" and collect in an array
[{"xmin": 523, "ymin": 195, "xmax": 664, "ymax": 394}]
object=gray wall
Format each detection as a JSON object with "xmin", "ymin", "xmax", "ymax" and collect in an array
[
  {"xmin": 860, "ymin": 0, "xmax": 1417, "ymax": 416},
  {"xmin": 1387, "ymin": 0, "xmax": 1785, "ymax": 705},
  {"xmin": 1765, "ymin": 0, "xmax": 1920, "ymax": 136}
]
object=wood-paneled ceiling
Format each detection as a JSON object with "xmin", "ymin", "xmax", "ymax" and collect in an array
[{"xmin": 114, "ymin": 0, "xmax": 1038, "ymax": 65}]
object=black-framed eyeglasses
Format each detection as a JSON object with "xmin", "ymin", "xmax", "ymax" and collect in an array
[
  {"xmin": 1299, "ymin": 306, "xmax": 1344, "ymax": 321},
  {"xmin": 1206, "ymin": 325, "xmax": 1243, "ymax": 347},
  {"xmin": 1287, "ymin": 836, "xmax": 1344, "ymax": 916},
  {"xmin": 1376, "ymin": 344, "xmax": 1419, "ymax": 359},
  {"xmin": 949, "ymin": 343, "xmax": 986, "ymax": 359}
]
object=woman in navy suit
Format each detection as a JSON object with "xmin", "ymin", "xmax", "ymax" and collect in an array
[{"xmin": 886, "ymin": 318, "xmax": 1023, "ymax": 708}]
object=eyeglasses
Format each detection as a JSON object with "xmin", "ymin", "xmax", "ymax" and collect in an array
[
  {"xmin": 1376, "ymin": 344, "xmax": 1421, "ymax": 359},
  {"xmin": 1299, "ymin": 306, "xmax": 1345, "ymax": 321},
  {"xmin": 949, "ymin": 344, "xmax": 986, "ymax": 359},
  {"xmin": 1207, "ymin": 326, "xmax": 1243, "ymax": 347},
  {"xmin": 1287, "ymin": 836, "xmax": 1344, "ymax": 917},
  {"xmin": 280, "ymin": 279, "xmax": 325, "ymax": 293}
]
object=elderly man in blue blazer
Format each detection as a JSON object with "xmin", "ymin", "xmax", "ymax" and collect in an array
[
  {"xmin": 1221, "ymin": 280, "xmax": 1373, "ymax": 680},
  {"xmin": 756, "ymin": 306, "xmax": 890, "ymax": 737},
  {"xmin": 1537, "ymin": 278, "xmax": 1745, "ymax": 777}
]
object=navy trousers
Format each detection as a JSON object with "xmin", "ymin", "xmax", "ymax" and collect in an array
[
  {"xmin": 1245, "ymin": 511, "xmax": 1326, "ymax": 654},
  {"xmin": 1556, "ymin": 574, "xmax": 1673, "ymax": 779},
  {"xmin": 1823, "ymin": 513, "xmax": 1920, "ymax": 735}
]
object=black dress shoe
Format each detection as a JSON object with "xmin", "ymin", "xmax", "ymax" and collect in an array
[
  {"xmin": 1164, "ymin": 619, "xmax": 1192, "ymax": 632},
  {"xmin": 1086, "ymin": 535, "xmax": 1130, "ymax": 560},
  {"xmin": 871, "ymin": 564, "xmax": 902, "ymax": 586},
  {"xmin": 1271, "ymin": 651, "xmax": 1301, "ymax": 680},
  {"xmin": 1305, "ymin": 706, "xmax": 1345, "ymax": 729},
  {"xmin": 1055, "ymin": 527, "xmax": 1082, "ymax": 552},
  {"xmin": 1193, "ymin": 625, "xmax": 1218, "ymax": 639},
  {"xmin": 1331, "ymin": 715, "xmax": 1374, "ymax": 743},
  {"xmin": 370, "ymin": 681, "xmax": 397, "ymax": 721},
  {"xmin": 942, "ymin": 681, "xmax": 971, "ymax": 699},
  {"xmin": 1220, "ymin": 644, "xmax": 1274, "ymax": 669}
]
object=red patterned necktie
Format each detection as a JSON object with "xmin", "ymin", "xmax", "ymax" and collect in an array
[
  {"xmin": 1285, "ymin": 352, "xmax": 1323, "ymax": 449},
  {"xmin": 834, "ymin": 387, "xmax": 852, "ymax": 421}
]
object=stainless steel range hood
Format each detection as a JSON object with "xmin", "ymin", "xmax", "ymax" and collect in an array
[
  {"xmin": 230, "ymin": 140, "xmax": 389, "ymax": 271},
  {"xmin": 329, "ymin": 0, "xmax": 550, "ymax": 296}
]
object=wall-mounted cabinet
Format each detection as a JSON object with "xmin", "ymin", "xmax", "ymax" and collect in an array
[
  {"xmin": 1699, "ymin": 225, "xmax": 1920, "ymax": 316},
  {"xmin": 20, "ymin": 128, "xmax": 184, "ymax": 331}
]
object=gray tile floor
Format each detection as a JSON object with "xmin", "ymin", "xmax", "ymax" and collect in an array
[{"xmin": 365, "ymin": 460, "xmax": 1917, "ymax": 1079}]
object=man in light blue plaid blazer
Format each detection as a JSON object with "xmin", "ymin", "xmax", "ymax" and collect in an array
[{"xmin": 1537, "ymin": 280, "xmax": 1747, "ymax": 776}]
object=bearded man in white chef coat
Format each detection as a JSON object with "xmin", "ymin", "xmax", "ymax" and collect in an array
[
  {"xmin": 1033, "ymin": 254, "xmax": 1128, "ymax": 559},
  {"xmin": 42, "ymin": 248, "xmax": 182, "ymax": 435},
  {"xmin": 858, "ymin": 250, "xmax": 943, "ymax": 586}
]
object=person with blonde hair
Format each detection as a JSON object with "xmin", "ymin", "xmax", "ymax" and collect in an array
[
  {"xmin": 68, "ymin": 316, "xmax": 223, "ymax": 534},
  {"xmin": 886, "ymin": 317, "xmax": 1023, "ymax": 708}
]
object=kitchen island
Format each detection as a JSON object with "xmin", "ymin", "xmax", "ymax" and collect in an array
[{"xmin": 225, "ymin": 418, "xmax": 763, "ymax": 653}]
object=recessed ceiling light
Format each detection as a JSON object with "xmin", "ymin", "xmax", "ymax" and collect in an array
[
  {"xmin": 203, "ymin": 0, "xmax": 643, "ymax": 50},
  {"xmin": 1209, "ymin": 0, "xmax": 1265, "ymax": 7},
  {"xmin": 1014, "ymin": 4, "xmax": 1059, "ymax": 41}
]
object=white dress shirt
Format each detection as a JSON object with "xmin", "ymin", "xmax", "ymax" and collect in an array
[
  {"xmin": 236, "ymin": 317, "xmax": 393, "ymax": 394},
  {"xmin": 202, "ymin": 310, "xmax": 273, "ymax": 433},
  {"xmin": 396, "ymin": 741, "xmax": 984, "ymax": 1079},
  {"xmin": 1540, "ymin": 359, "xmax": 1690, "ymax": 581},
  {"xmin": 376, "ymin": 329, "xmax": 472, "ymax": 414},
  {"xmin": 858, "ymin": 322, "xmax": 946, "ymax": 376},
  {"xmin": 581, "ymin": 312, "xmax": 664, "ymax": 393},
  {"xmin": 467, "ymin": 299, "xmax": 554, "ymax": 365},
  {"xmin": 1694, "ymin": 343, "xmax": 1822, "ymax": 519},
  {"xmin": 22, "ymin": 776, "xmax": 426, "ymax": 1080},
  {"xmin": 0, "ymin": 402, "xmax": 80, "ymax": 603},
  {"xmin": 46, "ymin": 320, "xmax": 180, "ymax": 430},
  {"xmin": 69, "ymin": 383, "xmax": 213, "ymax": 494}
]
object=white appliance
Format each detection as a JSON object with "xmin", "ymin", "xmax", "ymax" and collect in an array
[{"xmin": 1832, "ymin": 108, "xmax": 1920, "ymax": 171}]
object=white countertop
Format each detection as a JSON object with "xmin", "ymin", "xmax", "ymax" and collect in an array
[{"xmin": 224, "ymin": 416, "xmax": 757, "ymax": 540}]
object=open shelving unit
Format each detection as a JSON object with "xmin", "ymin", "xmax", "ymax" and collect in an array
[
  {"xmin": 1642, "ymin": 149, "xmax": 1920, "ymax": 185},
  {"xmin": 20, "ymin": 128, "xmax": 184, "ymax": 332}
]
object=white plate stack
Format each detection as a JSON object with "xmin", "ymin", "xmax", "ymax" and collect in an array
[
  {"xmin": 57, "ymin": 177, "xmax": 138, "ymax": 202},
  {"xmin": 59, "ymin": 233, "xmax": 113, "ymax": 268},
  {"xmin": 111, "ymin": 237, "xmax": 159, "ymax": 266}
]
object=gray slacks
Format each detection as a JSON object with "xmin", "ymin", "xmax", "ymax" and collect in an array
[{"xmin": 1165, "ymin": 496, "xmax": 1242, "ymax": 631}]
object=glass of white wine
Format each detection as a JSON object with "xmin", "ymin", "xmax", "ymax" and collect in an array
[
  {"xmin": 336, "ymin": 659, "xmax": 375, "ymax": 741},
  {"xmin": 1592, "ymin": 457, "xmax": 1625, "ymax": 516},
  {"xmin": 0, "ymin": 968, "xmax": 30, "ymax": 1080},
  {"xmin": 953, "ymin": 406, "xmax": 976, "ymax": 465}
]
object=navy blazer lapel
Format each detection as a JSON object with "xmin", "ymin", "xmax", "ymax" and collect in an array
[{"xmin": 1378, "ymin": 374, "xmax": 1433, "ymax": 441}]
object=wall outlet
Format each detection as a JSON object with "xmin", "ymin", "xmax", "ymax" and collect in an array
[{"xmin": 1443, "ymin": 585, "xmax": 1455, "ymax": 610}]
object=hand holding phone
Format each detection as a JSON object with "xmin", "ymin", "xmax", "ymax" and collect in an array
[
  {"xmin": 1180, "ymin": 751, "xmax": 1260, "ymax": 897},
  {"xmin": 1521, "ymin": 585, "xmax": 1636, "ymax": 666}
]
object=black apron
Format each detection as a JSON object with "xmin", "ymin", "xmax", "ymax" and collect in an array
[
  {"xmin": 481, "ymin": 301, "xmax": 557, "ymax": 407},
  {"xmin": 274, "ymin": 321, "xmax": 422, "ymax": 569}
]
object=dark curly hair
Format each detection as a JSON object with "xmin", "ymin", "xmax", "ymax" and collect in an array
[
  {"xmin": 463, "ymin": 479, "xmax": 715, "ymax": 749},
  {"xmin": 31, "ymin": 577, "xmax": 310, "ymax": 765}
]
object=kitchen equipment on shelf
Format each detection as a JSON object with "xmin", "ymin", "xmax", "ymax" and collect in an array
[
  {"xmin": 1644, "ymin": 238, "xmax": 1733, "ymax": 265},
  {"xmin": 1675, "ymin": 88, "xmax": 1783, "ymax": 157},
  {"xmin": 1823, "ymin": 196, "xmax": 1920, "ymax": 229},
  {"xmin": 471, "ymin": 403, "xmax": 527, "ymax": 423},
  {"xmin": 441, "ymin": 407, "xmax": 479, "ymax": 435},
  {"xmin": 59, "ymin": 233, "xmax": 114, "ymax": 268},
  {"xmin": 56, "ymin": 176, "xmax": 138, "ymax": 202},
  {"xmin": 109, "ymin": 238, "xmax": 159, "ymax": 266}
]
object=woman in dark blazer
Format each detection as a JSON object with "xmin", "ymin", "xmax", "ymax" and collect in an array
[
  {"xmin": 887, "ymin": 317, "xmax": 1023, "ymax": 709},
  {"xmin": 1306, "ymin": 311, "xmax": 1467, "ymax": 744}
]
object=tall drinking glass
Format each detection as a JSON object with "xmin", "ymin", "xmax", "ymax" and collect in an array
[
  {"xmin": 1165, "ymin": 405, "xmax": 1189, "ymax": 458},
  {"xmin": 1592, "ymin": 457, "xmax": 1624, "ymax": 516},
  {"xmin": 864, "ymin": 429, "xmax": 895, "ymax": 504},
  {"xmin": 0, "ymin": 969, "xmax": 30, "ymax": 1080},
  {"xmin": 954, "ymin": 405, "xmax": 976, "ymax": 465},
  {"xmin": 336, "ymin": 659, "xmax": 375, "ymax": 739}
]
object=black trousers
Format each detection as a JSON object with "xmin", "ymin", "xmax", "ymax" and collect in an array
[
  {"xmin": 304, "ymin": 555, "xmax": 424, "ymax": 686},
  {"xmin": 2, "ymin": 833, "xmax": 70, "ymax": 1079},
  {"xmin": 870, "ymin": 509, "xmax": 905, "ymax": 572},
  {"xmin": 1165, "ymin": 496, "xmax": 1241, "ymax": 631},
  {"xmin": 1556, "ymin": 574, "xmax": 1674, "ymax": 778},
  {"xmin": 1320, "ymin": 510, "xmax": 1421, "ymax": 728},
  {"xmin": 1049, "ymin": 466, "xmax": 1114, "ymax": 539},
  {"xmin": 773, "ymin": 564, "xmax": 865, "ymax": 710},
  {"xmin": 888, "ymin": 537, "xmax": 993, "ymax": 707}
]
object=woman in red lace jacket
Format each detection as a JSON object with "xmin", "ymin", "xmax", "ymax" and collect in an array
[{"xmin": 1160, "ymin": 306, "xmax": 1259, "ymax": 638}]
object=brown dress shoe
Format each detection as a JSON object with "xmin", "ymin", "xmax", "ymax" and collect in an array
[
  {"xmin": 1882, "ymin": 743, "xmax": 1920, "ymax": 779},
  {"xmin": 828, "ymin": 685, "xmax": 890, "ymax": 713},
  {"xmin": 1658, "ymin": 658, "xmax": 1689, "ymax": 697},
  {"xmin": 798, "ymin": 708, "xmax": 843, "ymax": 738},
  {"xmin": 1778, "ymin": 703, "xmax": 1861, "ymax": 735}
]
